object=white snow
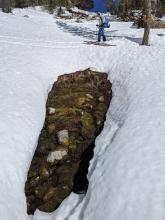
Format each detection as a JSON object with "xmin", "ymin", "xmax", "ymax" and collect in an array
[
  {"xmin": 161, "ymin": 16, "xmax": 165, "ymax": 21},
  {"xmin": 0, "ymin": 7, "xmax": 165, "ymax": 220}
]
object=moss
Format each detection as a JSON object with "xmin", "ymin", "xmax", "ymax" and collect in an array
[
  {"xmin": 80, "ymin": 112, "xmax": 93, "ymax": 128},
  {"xmin": 43, "ymin": 187, "xmax": 58, "ymax": 202},
  {"xmin": 38, "ymin": 186, "xmax": 71, "ymax": 212},
  {"xmin": 36, "ymin": 140, "xmax": 57, "ymax": 155},
  {"xmin": 39, "ymin": 166, "xmax": 49, "ymax": 180},
  {"xmin": 56, "ymin": 163, "xmax": 79, "ymax": 186},
  {"xmin": 48, "ymin": 92, "xmax": 95, "ymax": 108},
  {"xmin": 48, "ymin": 124, "xmax": 56, "ymax": 135},
  {"xmin": 28, "ymin": 169, "xmax": 38, "ymax": 178},
  {"xmin": 47, "ymin": 108, "xmax": 81, "ymax": 123},
  {"xmin": 34, "ymin": 183, "xmax": 51, "ymax": 199},
  {"xmin": 68, "ymin": 144, "xmax": 77, "ymax": 152}
]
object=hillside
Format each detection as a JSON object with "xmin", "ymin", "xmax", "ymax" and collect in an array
[{"xmin": 0, "ymin": 7, "xmax": 165, "ymax": 220}]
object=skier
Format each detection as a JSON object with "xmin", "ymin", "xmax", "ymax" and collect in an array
[{"xmin": 96, "ymin": 12, "xmax": 110, "ymax": 42}]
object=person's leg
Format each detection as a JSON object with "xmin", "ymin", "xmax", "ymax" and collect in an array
[
  {"xmin": 102, "ymin": 28, "xmax": 106, "ymax": 41},
  {"xmin": 98, "ymin": 28, "xmax": 101, "ymax": 42},
  {"xmin": 98, "ymin": 27, "xmax": 103, "ymax": 41}
]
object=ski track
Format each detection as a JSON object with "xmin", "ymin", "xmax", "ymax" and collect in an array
[
  {"xmin": 0, "ymin": 35, "xmax": 83, "ymax": 44},
  {"xmin": 0, "ymin": 39, "xmax": 86, "ymax": 49}
]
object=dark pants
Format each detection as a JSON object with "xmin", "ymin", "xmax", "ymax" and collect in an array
[{"xmin": 98, "ymin": 27, "xmax": 106, "ymax": 42}]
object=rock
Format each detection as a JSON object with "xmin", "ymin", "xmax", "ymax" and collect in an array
[
  {"xmin": 34, "ymin": 184, "xmax": 50, "ymax": 199},
  {"xmin": 27, "ymin": 195, "xmax": 35, "ymax": 203},
  {"xmin": 77, "ymin": 97, "xmax": 86, "ymax": 105},
  {"xmin": 43, "ymin": 187, "xmax": 57, "ymax": 202},
  {"xmin": 25, "ymin": 176, "xmax": 40, "ymax": 192},
  {"xmin": 37, "ymin": 141, "xmax": 56, "ymax": 154},
  {"xmin": 81, "ymin": 126, "xmax": 94, "ymax": 139},
  {"xmin": 28, "ymin": 169, "xmax": 38, "ymax": 178},
  {"xmin": 38, "ymin": 200, "xmax": 57, "ymax": 213},
  {"xmin": 157, "ymin": 33, "xmax": 164, "ymax": 37},
  {"xmin": 86, "ymin": 93, "xmax": 94, "ymax": 99},
  {"xmin": 99, "ymin": 96, "xmax": 105, "ymax": 102},
  {"xmin": 68, "ymin": 144, "xmax": 77, "ymax": 152},
  {"xmin": 48, "ymin": 124, "xmax": 56, "ymax": 135},
  {"xmin": 38, "ymin": 186, "xmax": 70, "ymax": 212},
  {"xmin": 39, "ymin": 167, "xmax": 49, "ymax": 179},
  {"xmin": 25, "ymin": 69, "xmax": 112, "ymax": 214},
  {"xmin": 80, "ymin": 112, "xmax": 93, "ymax": 127},
  {"xmin": 23, "ymin": 15, "xmax": 29, "ymax": 18},
  {"xmin": 57, "ymin": 130, "xmax": 69, "ymax": 146},
  {"xmin": 48, "ymin": 107, "xmax": 56, "ymax": 115},
  {"xmin": 47, "ymin": 148, "xmax": 68, "ymax": 163},
  {"xmin": 97, "ymin": 120, "xmax": 101, "ymax": 126},
  {"xmin": 57, "ymin": 163, "xmax": 79, "ymax": 186}
]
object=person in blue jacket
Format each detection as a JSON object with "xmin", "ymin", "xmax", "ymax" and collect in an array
[{"xmin": 96, "ymin": 12, "xmax": 106, "ymax": 42}]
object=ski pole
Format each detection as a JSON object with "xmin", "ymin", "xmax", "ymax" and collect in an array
[{"xmin": 96, "ymin": 26, "xmax": 97, "ymax": 41}]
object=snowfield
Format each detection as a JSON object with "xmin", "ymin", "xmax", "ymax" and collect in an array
[{"xmin": 0, "ymin": 7, "xmax": 165, "ymax": 220}]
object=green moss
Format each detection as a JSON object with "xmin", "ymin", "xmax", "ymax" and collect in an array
[
  {"xmin": 47, "ymin": 108, "xmax": 81, "ymax": 121},
  {"xmin": 28, "ymin": 169, "xmax": 38, "ymax": 178},
  {"xmin": 80, "ymin": 112, "xmax": 93, "ymax": 128}
]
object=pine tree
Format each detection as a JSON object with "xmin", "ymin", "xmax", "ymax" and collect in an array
[
  {"xmin": 106, "ymin": 0, "xmax": 117, "ymax": 14},
  {"xmin": 1, "ymin": 0, "xmax": 12, "ymax": 12},
  {"xmin": 0, "ymin": 0, "xmax": 94, "ymax": 13}
]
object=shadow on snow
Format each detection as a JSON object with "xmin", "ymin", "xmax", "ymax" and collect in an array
[{"xmin": 56, "ymin": 21, "xmax": 142, "ymax": 44}]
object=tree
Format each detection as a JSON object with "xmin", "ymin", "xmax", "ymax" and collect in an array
[
  {"xmin": 117, "ymin": 0, "xmax": 128, "ymax": 18},
  {"xmin": 142, "ymin": 0, "xmax": 151, "ymax": 45},
  {"xmin": 122, "ymin": 0, "xmax": 127, "ymax": 18},
  {"xmin": 156, "ymin": 0, "xmax": 165, "ymax": 17},
  {"xmin": 116, "ymin": 0, "xmax": 152, "ymax": 45},
  {"xmin": 1, "ymin": 0, "xmax": 12, "ymax": 12},
  {"xmin": 0, "ymin": 0, "xmax": 94, "ymax": 13},
  {"xmin": 106, "ymin": 0, "xmax": 117, "ymax": 14}
]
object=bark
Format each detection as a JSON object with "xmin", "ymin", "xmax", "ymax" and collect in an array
[
  {"xmin": 122, "ymin": 0, "xmax": 127, "ymax": 18},
  {"xmin": 142, "ymin": 0, "xmax": 151, "ymax": 45},
  {"xmin": 1, "ymin": 0, "xmax": 11, "ymax": 12}
]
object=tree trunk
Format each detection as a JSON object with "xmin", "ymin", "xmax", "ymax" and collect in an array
[
  {"xmin": 122, "ymin": 0, "xmax": 127, "ymax": 18},
  {"xmin": 157, "ymin": 0, "xmax": 163, "ymax": 18},
  {"xmin": 142, "ymin": 0, "xmax": 151, "ymax": 45},
  {"xmin": 2, "ymin": 0, "xmax": 11, "ymax": 12}
]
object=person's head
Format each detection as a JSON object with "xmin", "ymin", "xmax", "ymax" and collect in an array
[{"xmin": 97, "ymin": 12, "xmax": 101, "ymax": 17}]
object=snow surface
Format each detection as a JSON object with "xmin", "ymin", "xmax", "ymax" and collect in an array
[
  {"xmin": 0, "ymin": 7, "xmax": 165, "ymax": 220},
  {"xmin": 161, "ymin": 16, "xmax": 165, "ymax": 21}
]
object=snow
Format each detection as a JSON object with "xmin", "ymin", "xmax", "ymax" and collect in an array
[
  {"xmin": 0, "ymin": 7, "xmax": 165, "ymax": 220},
  {"xmin": 70, "ymin": 7, "xmax": 90, "ymax": 15},
  {"xmin": 161, "ymin": 16, "xmax": 165, "ymax": 21}
]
